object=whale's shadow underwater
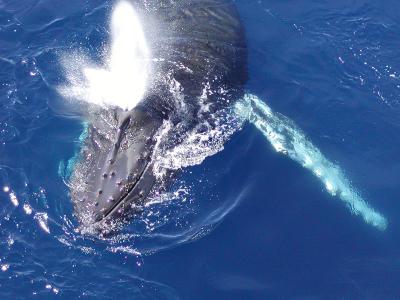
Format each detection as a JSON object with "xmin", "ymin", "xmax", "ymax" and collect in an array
[{"xmin": 60, "ymin": 0, "xmax": 387, "ymax": 235}]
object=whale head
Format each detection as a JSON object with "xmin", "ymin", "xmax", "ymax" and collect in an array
[
  {"xmin": 64, "ymin": 0, "xmax": 248, "ymax": 234},
  {"xmin": 70, "ymin": 106, "xmax": 164, "ymax": 233}
]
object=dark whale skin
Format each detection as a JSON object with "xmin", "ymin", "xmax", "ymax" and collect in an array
[{"xmin": 69, "ymin": 0, "xmax": 247, "ymax": 233}]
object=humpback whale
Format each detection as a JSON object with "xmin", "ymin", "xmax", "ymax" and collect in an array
[
  {"xmin": 65, "ymin": 0, "xmax": 387, "ymax": 234},
  {"xmin": 68, "ymin": 0, "xmax": 247, "ymax": 232}
]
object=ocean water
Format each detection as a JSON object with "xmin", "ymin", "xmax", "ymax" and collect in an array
[{"xmin": 1, "ymin": 0, "xmax": 400, "ymax": 299}]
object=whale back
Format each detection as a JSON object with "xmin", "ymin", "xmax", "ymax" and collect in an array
[{"xmin": 136, "ymin": 0, "xmax": 248, "ymax": 116}]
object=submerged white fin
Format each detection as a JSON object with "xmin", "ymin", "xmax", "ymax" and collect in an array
[{"xmin": 235, "ymin": 94, "xmax": 387, "ymax": 230}]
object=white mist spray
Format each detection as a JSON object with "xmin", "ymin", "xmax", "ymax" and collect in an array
[{"xmin": 60, "ymin": 1, "xmax": 150, "ymax": 110}]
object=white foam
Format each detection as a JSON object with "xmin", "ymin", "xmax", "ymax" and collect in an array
[
  {"xmin": 152, "ymin": 110, "xmax": 243, "ymax": 176},
  {"xmin": 235, "ymin": 94, "xmax": 387, "ymax": 230},
  {"xmin": 34, "ymin": 212, "xmax": 50, "ymax": 234},
  {"xmin": 23, "ymin": 203, "xmax": 33, "ymax": 215},
  {"xmin": 1, "ymin": 264, "xmax": 9, "ymax": 272},
  {"xmin": 59, "ymin": 1, "xmax": 150, "ymax": 110},
  {"xmin": 9, "ymin": 192, "xmax": 18, "ymax": 207}
]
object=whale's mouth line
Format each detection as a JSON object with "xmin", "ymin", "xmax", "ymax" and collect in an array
[{"xmin": 99, "ymin": 160, "xmax": 152, "ymax": 223}]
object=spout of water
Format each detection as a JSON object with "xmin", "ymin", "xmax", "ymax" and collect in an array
[{"xmin": 61, "ymin": 0, "xmax": 150, "ymax": 111}]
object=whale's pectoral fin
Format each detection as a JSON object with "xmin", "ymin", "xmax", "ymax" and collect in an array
[{"xmin": 235, "ymin": 94, "xmax": 388, "ymax": 230}]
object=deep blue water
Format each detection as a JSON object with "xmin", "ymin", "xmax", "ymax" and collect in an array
[{"xmin": 1, "ymin": 0, "xmax": 400, "ymax": 299}]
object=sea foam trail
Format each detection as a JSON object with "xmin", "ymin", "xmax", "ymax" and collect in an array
[{"xmin": 235, "ymin": 94, "xmax": 388, "ymax": 230}]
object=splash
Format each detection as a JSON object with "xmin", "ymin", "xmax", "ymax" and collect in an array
[
  {"xmin": 152, "ymin": 111, "xmax": 243, "ymax": 176},
  {"xmin": 235, "ymin": 94, "xmax": 387, "ymax": 230},
  {"xmin": 59, "ymin": 1, "xmax": 150, "ymax": 110}
]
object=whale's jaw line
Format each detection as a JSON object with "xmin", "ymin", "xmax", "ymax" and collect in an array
[
  {"xmin": 94, "ymin": 158, "xmax": 153, "ymax": 224},
  {"xmin": 70, "ymin": 107, "xmax": 163, "ymax": 232}
]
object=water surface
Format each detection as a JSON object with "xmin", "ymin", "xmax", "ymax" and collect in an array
[{"xmin": 0, "ymin": 0, "xmax": 400, "ymax": 299}]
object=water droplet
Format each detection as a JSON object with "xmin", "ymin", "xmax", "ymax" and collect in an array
[
  {"xmin": 34, "ymin": 213, "xmax": 50, "ymax": 234},
  {"xmin": 9, "ymin": 192, "xmax": 19, "ymax": 206},
  {"xmin": 23, "ymin": 203, "xmax": 33, "ymax": 215},
  {"xmin": 1, "ymin": 264, "xmax": 9, "ymax": 272}
]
